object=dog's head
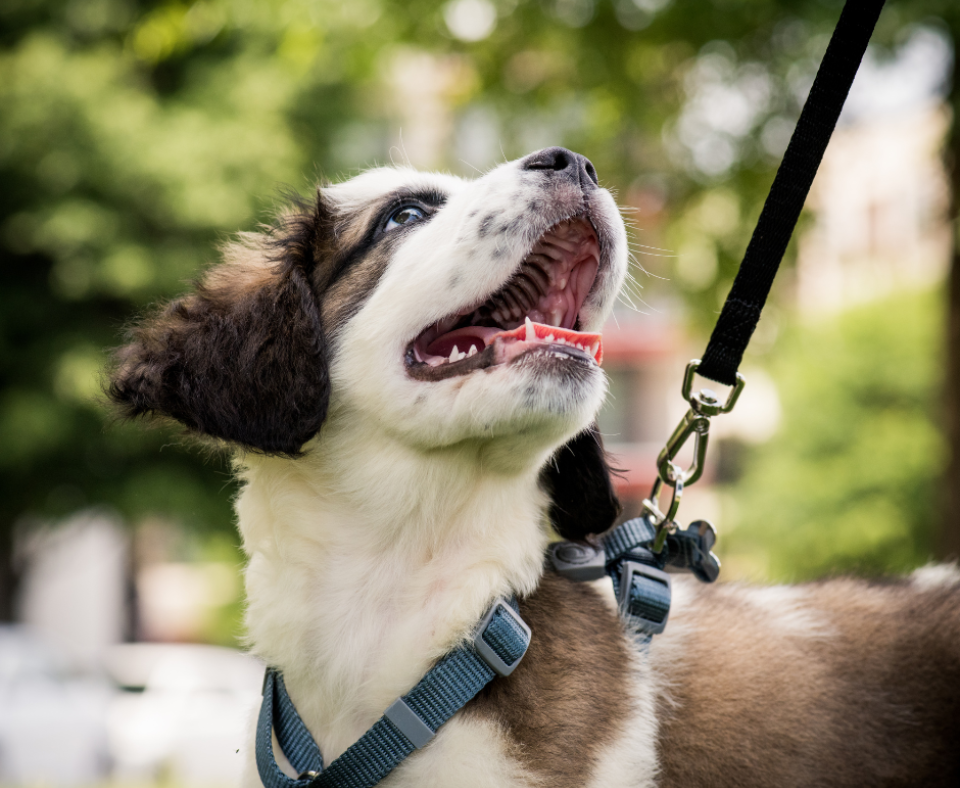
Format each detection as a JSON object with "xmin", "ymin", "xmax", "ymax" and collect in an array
[{"xmin": 109, "ymin": 148, "xmax": 626, "ymax": 537}]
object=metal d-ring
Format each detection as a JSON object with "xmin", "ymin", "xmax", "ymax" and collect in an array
[
  {"xmin": 642, "ymin": 463, "xmax": 685, "ymax": 553},
  {"xmin": 682, "ymin": 360, "xmax": 746, "ymax": 416}
]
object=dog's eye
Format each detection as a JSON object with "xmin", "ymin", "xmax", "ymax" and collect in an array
[{"xmin": 385, "ymin": 205, "xmax": 426, "ymax": 231}]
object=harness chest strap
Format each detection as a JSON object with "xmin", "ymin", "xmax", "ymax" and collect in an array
[{"xmin": 256, "ymin": 597, "xmax": 531, "ymax": 788}]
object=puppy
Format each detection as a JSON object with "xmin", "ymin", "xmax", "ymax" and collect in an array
[{"xmin": 109, "ymin": 148, "xmax": 960, "ymax": 788}]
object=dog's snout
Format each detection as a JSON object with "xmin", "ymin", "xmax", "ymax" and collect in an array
[{"xmin": 521, "ymin": 147, "xmax": 599, "ymax": 188}]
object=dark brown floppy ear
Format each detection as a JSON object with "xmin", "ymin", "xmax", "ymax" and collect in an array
[
  {"xmin": 541, "ymin": 424, "xmax": 622, "ymax": 541},
  {"xmin": 108, "ymin": 198, "xmax": 331, "ymax": 456}
]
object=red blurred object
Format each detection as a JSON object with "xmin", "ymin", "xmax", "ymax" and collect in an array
[{"xmin": 601, "ymin": 318, "xmax": 678, "ymax": 366}]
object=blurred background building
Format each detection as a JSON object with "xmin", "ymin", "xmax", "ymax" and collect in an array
[{"xmin": 0, "ymin": 0, "xmax": 957, "ymax": 784}]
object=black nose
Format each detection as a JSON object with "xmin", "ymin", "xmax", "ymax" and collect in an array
[{"xmin": 520, "ymin": 147, "xmax": 599, "ymax": 188}]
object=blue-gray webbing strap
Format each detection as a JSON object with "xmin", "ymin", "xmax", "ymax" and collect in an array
[
  {"xmin": 603, "ymin": 516, "xmax": 658, "ymax": 565},
  {"xmin": 602, "ymin": 516, "xmax": 672, "ymax": 636},
  {"xmin": 256, "ymin": 598, "xmax": 530, "ymax": 788},
  {"xmin": 258, "ymin": 670, "xmax": 323, "ymax": 786}
]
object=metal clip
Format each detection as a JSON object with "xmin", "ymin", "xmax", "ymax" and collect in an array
[
  {"xmin": 641, "ymin": 466, "xmax": 683, "ymax": 544},
  {"xmin": 645, "ymin": 360, "xmax": 746, "ymax": 553},
  {"xmin": 657, "ymin": 361, "xmax": 745, "ymax": 490}
]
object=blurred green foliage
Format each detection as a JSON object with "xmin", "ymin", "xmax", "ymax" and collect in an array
[
  {"xmin": 0, "ymin": 0, "xmax": 956, "ymax": 619},
  {"xmin": 721, "ymin": 288, "xmax": 945, "ymax": 581}
]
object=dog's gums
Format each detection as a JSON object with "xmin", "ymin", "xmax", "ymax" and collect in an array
[{"xmin": 406, "ymin": 217, "xmax": 601, "ymax": 381}]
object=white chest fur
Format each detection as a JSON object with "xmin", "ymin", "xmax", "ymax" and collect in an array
[{"xmin": 237, "ymin": 418, "xmax": 552, "ymax": 764}]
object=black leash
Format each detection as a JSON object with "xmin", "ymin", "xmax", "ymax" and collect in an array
[
  {"xmin": 630, "ymin": 0, "xmax": 887, "ymax": 561},
  {"xmin": 698, "ymin": 0, "xmax": 887, "ymax": 387}
]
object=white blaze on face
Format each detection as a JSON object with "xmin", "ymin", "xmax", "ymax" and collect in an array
[{"xmin": 326, "ymin": 157, "xmax": 628, "ymax": 455}]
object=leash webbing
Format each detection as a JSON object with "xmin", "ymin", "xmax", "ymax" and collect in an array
[
  {"xmin": 256, "ymin": 598, "xmax": 530, "ymax": 788},
  {"xmin": 698, "ymin": 0, "xmax": 887, "ymax": 386}
]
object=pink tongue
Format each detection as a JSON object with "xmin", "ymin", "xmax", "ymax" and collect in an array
[{"xmin": 425, "ymin": 326, "xmax": 502, "ymax": 358}]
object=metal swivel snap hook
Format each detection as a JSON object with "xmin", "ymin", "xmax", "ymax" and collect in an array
[{"xmin": 644, "ymin": 360, "xmax": 745, "ymax": 553}]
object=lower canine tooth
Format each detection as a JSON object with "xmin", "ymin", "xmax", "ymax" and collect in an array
[
  {"xmin": 450, "ymin": 345, "xmax": 460, "ymax": 362},
  {"xmin": 467, "ymin": 345, "xmax": 478, "ymax": 357}
]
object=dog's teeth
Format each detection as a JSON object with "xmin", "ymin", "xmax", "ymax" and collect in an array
[
  {"xmin": 558, "ymin": 276, "xmax": 568, "ymax": 290},
  {"xmin": 590, "ymin": 342, "xmax": 599, "ymax": 357},
  {"xmin": 546, "ymin": 333, "xmax": 555, "ymax": 343},
  {"xmin": 525, "ymin": 317, "xmax": 535, "ymax": 342},
  {"xmin": 450, "ymin": 345, "xmax": 460, "ymax": 362},
  {"xmin": 467, "ymin": 345, "xmax": 478, "ymax": 357},
  {"xmin": 501, "ymin": 288, "xmax": 522, "ymax": 317}
]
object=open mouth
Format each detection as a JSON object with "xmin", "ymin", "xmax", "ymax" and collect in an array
[{"xmin": 405, "ymin": 216, "xmax": 603, "ymax": 381}]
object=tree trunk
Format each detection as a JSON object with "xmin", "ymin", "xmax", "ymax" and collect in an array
[
  {"xmin": 940, "ymin": 14, "xmax": 960, "ymax": 561},
  {"xmin": 0, "ymin": 526, "xmax": 20, "ymax": 622}
]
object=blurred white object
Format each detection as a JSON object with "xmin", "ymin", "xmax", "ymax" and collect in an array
[
  {"xmin": 0, "ymin": 625, "xmax": 113, "ymax": 786},
  {"xmin": 18, "ymin": 512, "xmax": 129, "ymax": 673},
  {"xmin": 105, "ymin": 642, "xmax": 263, "ymax": 786}
]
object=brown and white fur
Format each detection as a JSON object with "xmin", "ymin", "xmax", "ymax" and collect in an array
[{"xmin": 109, "ymin": 149, "xmax": 960, "ymax": 788}]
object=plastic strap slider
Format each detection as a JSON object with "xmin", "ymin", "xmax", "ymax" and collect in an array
[
  {"xmin": 384, "ymin": 698, "xmax": 435, "ymax": 749},
  {"xmin": 472, "ymin": 599, "xmax": 531, "ymax": 677}
]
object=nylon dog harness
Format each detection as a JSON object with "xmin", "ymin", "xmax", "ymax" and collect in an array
[
  {"xmin": 256, "ymin": 597, "xmax": 531, "ymax": 788},
  {"xmin": 255, "ymin": 515, "xmax": 706, "ymax": 788}
]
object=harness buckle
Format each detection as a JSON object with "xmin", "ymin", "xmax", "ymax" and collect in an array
[
  {"xmin": 617, "ymin": 561, "xmax": 672, "ymax": 635},
  {"xmin": 670, "ymin": 520, "xmax": 721, "ymax": 583},
  {"xmin": 548, "ymin": 541, "xmax": 606, "ymax": 581},
  {"xmin": 472, "ymin": 598, "xmax": 531, "ymax": 677}
]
